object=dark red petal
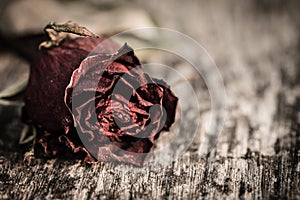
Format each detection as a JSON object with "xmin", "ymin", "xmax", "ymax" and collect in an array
[
  {"xmin": 153, "ymin": 78, "xmax": 178, "ymax": 130},
  {"xmin": 25, "ymin": 37, "xmax": 119, "ymax": 133},
  {"xmin": 26, "ymin": 36, "xmax": 178, "ymax": 166}
]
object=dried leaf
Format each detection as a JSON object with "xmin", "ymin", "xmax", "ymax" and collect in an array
[
  {"xmin": 0, "ymin": 53, "xmax": 29, "ymax": 99},
  {"xmin": 19, "ymin": 124, "xmax": 36, "ymax": 144}
]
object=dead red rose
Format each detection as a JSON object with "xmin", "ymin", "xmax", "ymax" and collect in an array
[{"xmin": 24, "ymin": 36, "xmax": 178, "ymax": 166}]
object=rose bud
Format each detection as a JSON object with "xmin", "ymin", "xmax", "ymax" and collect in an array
[{"xmin": 24, "ymin": 36, "xmax": 178, "ymax": 166}]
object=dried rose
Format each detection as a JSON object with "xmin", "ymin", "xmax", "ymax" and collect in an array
[{"xmin": 24, "ymin": 36, "xmax": 178, "ymax": 166}]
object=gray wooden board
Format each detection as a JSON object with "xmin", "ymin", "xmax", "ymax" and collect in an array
[{"xmin": 0, "ymin": 0, "xmax": 299, "ymax": 199}]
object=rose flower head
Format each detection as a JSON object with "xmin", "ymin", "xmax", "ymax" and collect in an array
[{"xmin": 24, "ymin": 22, "xmax": 178, "ymax": 166}]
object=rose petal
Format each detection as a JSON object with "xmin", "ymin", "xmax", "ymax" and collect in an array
[{"xmin": 25, "ymin": 37, "xmax": 178, "ymax": 166}]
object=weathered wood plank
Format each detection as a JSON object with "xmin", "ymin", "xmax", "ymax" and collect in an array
[{"xmin": 0, "ymin": 0, "xmax": 299, "ymax": 199}]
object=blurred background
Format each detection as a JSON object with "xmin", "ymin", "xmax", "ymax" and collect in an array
[
  {"xmin": 0, "ymin": 0, "xmax": 299, "ymax": 156},
  {"xmin": 1, "ymin": 0, "xmax": 299, "ymax": 153}
]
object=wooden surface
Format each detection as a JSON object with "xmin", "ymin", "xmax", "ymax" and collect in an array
[{"xmin": 0, "ymin": 1, "xmax": 299, "ymax": 199}]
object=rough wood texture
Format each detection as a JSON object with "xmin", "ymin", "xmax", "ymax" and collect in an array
[{"xmin": 0, "ymin": 0, "xmax": 299, "ymax": 199}]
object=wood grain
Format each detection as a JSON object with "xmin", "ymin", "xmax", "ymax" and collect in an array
[{"xmin": 0, "ymin": 0, "xmax": 299, "ymax": 199}]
